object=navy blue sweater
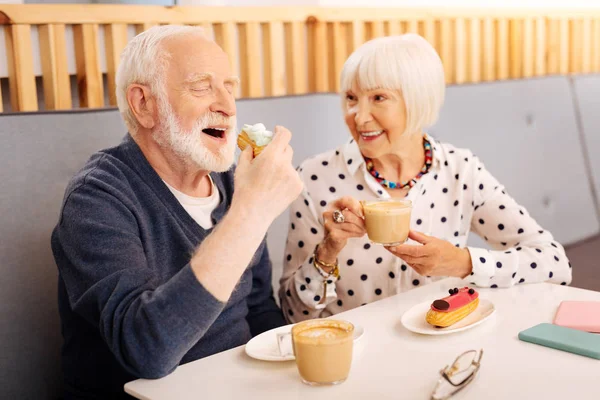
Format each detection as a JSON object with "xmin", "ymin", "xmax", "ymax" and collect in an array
[{"xmin": 51, "ymin": 134, "xmax": 285, "ymax": 399}]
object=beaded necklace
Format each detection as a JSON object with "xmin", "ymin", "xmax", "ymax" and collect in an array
[{"xmin": 365, "ymin": 138, "xmax": 433, "ymax": 189}]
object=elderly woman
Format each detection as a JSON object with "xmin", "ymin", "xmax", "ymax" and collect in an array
[{"xmin": 279, "ymin": 33, "xmax": 571, "ymax": 321}]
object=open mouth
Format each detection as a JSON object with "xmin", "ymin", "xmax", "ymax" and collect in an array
[{"xmin": 202, "ymin": 128, "xmax": 227, "ymax": 139}]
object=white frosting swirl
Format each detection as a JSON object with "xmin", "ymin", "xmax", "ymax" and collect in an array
[{"xmin": 242, "ymin": 123, "xmax": 273, "ymax": 147}]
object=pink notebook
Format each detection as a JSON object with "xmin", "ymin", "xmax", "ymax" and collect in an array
[{"xmin": 553, "ymin": 301, "xmax": 600, "ymax": 333}]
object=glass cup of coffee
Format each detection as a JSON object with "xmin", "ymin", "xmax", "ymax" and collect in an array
[
  {"xmin": 361, "ymin": 199, "xmax": 412, "ymax": 246},
  {"xmin": 277, "ymin": 319, "xmax": 354, "ymax": 385}
]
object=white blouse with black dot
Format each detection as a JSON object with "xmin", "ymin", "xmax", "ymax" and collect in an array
[{"xmin": 278, "ymin": 134, "xmax": 572, "ymax": 322}]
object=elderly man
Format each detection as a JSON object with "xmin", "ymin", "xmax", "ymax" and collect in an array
[{"xmin": 51, "ymin": 25, "xmax": 303, "ymax": 399}]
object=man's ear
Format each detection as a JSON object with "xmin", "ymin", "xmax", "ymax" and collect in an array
[{"xmin": 126, "ymin": 84, "xmax": 158, "ymax": 130}]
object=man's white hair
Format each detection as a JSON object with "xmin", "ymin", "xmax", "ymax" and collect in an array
[
  {"xmin": 115, "ymin": 25, "xmax": 206, "ymax": 135},
  {"xmin": 340, "ymin": 33, "xmax": 445, "ymax": 136}
]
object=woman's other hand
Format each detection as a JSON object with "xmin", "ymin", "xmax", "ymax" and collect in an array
[{"xmin": 385, "ymin": 231, "xmax": 473, "ymax": 278}]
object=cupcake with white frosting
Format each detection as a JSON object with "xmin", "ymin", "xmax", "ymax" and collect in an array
[{"xmin": 237, "ymin": 123, "xmax": 274, "ymax": 157}]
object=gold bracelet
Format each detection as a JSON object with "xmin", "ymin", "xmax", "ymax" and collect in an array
[{"xmin": 313, "ymin": 244, "xmax": 340, "ymax": 279}]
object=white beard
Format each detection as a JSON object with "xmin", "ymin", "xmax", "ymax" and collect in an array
[{"xmin": 153, "ymin": 101, "xmax": 237, "ymax": 173}]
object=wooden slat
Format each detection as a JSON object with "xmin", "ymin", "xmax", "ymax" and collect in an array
[
  {"xmin": 440, "ymin": 19, "xmax": 454, "ymax": 84},
  {"xmin": 135, "ymin": 23, "xmax": 156, "ymax": 36},
  {"xmin": 38, "ymin": 24, "xmax": 71, "ymax": 110},
  {"xmin": 594, "ymin": 19, "xmax": 600, "ymax": 72},
  {"xmin": 238, "ymin": 22, "xmax": 261, "ymax": 97},
  {"xmin": 213, "ymin": 22, "xmax": 237, "ymax": 73},
  {"xmin": 406, "ymin": 20, "xmax": 419, "ymax": 33},
  {"xmin": 433, "ymin": 20, "xmax": 443, "ymax": 55},
  {"xmin": 522, "ymin": 19, "xmax": 534, "ymax": 78},
  {"xmin": 262, "ymin": 22, "xmax": 285, "ymax": 97},
  {"xmin": 284, "ymin": 21, "xmax": 307, "ymax": 95},
  {"xmin": 468, "ymin": 18, "xmax": 481, "ymax": 83},
  {"xmin": 366, "ymin": 21, "xmax": 385, "ymax": 40},
  {"xmin": 417, "ymin": 20, "xmax": 426, "ymax": 38},
  {"xmin": 569, "ymin": 19, "xmax": 583, "ymax": 73},
  {"xmin": 559, "ymin": 19, "xmax": 570, "ymax": 74},
  {"xmin": 454, "ymin": 18, "xmax": 467, "ymax": 84},
  {"xmin": 509, "ymin": 19, "xmax": 523, "ymax": 79},
  {"xmin": 547, "ymin": 19, "xmax": 560, "ymax": 74},
  {"xmin": 385, "ymin": 20, "xmax": 401, "ymax": 36},
  {"xmin": 581, "ymin": 19, "xmax": 592, "ymax": 73},
  {"xmin": 308, "ymin": 19, "xmax": 328, "ymax": 92},
  {"xmin": 496, "ymin": 19, "xmax": 509, "ymax": 80},
  {"xmin": 105, "ymin": 23, "xmax": 128, "ymax": 106},
  {"xmin": 423, "ymin": 19, "xmax": 436, "ymax": 50},
  {"xmin": 349, "ymin": 20, "xmax": 365, "ymax": 51},
  {"xmin": 328, "ymin": 22, "xmax": 346, "ymax": 93},
  {"xmin": 482, "ymin": 18, "xmax": 495, "ymax": 81},
  {"xmin": 4, "ymin": 24, "xmax": 38, "ymax": 111},
  {"xmin": 568, "ymin": 19, "xmax": 582, "ymax": 74},
  {"xmin": 73, "ymin": 24, "xmax": 104, "ymax": 108},
  {"xmin": 534, "ymin": 18, "xmax": 546, "ymax": 76}
]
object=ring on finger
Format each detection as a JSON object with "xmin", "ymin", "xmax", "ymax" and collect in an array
[{"xmin": 332, "ymin": 209, "xmax": 345, "ymax": 224}]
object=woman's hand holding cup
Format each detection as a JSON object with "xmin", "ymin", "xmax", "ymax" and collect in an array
[
  {"xmin": 318, "ymin": 196, "xmax": 367, "ymax": 267},
  {"xmin": 385, "ymin": 231, "xmax": 473, "ymax": 278}
]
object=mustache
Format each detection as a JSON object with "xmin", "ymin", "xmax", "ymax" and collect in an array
[{"xmin": 196, "ymin": 112, "xmax": 236, "ymax": 132}]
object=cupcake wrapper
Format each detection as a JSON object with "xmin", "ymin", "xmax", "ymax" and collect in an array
[{"xmin": 237, "ymin": 131, "xmax": 265, "ymax": 157}]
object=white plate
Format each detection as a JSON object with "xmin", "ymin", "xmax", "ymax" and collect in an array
[
  {"xmin": 245, "ymin": 322, "xmax": 365, "ymax": 361},
  {"xmin": 400, "ymin": 298, "xmax": 496, "ymax": 335}
]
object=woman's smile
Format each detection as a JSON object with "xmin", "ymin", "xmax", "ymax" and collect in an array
[{"xmin": 359, "ymin": 130, "xmax": 386, "ymax": 142}]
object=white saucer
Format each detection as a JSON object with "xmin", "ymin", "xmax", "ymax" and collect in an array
[
  {"xmin": 400, "ymin": 298, "xmax": 496, "ymax": 335},
  {"xmin": 245, "ymin": 322, "xmax": 365, "ymax": 361}
]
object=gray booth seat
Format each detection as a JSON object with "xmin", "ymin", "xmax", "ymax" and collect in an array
[
  {"xmin": 0, "ymin": 109, "xmax": 128, "ymax": 399},
  {"xmin": 431, "ymin": 76, "xmax": 599, "ymax": 247},
  {"xmin": 1, "ymin": 76, "xmax": 599, "ymax": 399},
  {"xmin": 572, "ymin": 75, "xmax": 600, "ymax": 212},
  {"xmin": 570, "ymin": 75, "xmax": 600, "ymax": 290}
]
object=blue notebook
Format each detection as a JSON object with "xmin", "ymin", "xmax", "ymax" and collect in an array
[{"xmin": 518, "ymin": 323, "xmax": 600, "ymax": 360}]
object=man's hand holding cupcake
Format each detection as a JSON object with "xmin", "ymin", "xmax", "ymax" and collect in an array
[{"xmin": 234, "ymin": 125, "xmax": 303, "ymax": 225}]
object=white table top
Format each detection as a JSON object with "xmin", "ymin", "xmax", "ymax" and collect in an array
[{"xmin": 125, "ymin": 278, "xmax": 600, "ymax": 400}]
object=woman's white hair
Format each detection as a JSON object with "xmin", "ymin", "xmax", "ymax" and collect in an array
[
  {"xmin": 340, "ymin": 33, "xmax": 445, "ymax": 136},
  {"xmin": 116, "ymin": 25, "xmax": 206, "ymax": 135}
]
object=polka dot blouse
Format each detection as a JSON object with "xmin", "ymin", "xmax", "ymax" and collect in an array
[{"xmin": 279, "ymin": 134, "xmax": 572, "ymax": 322}]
